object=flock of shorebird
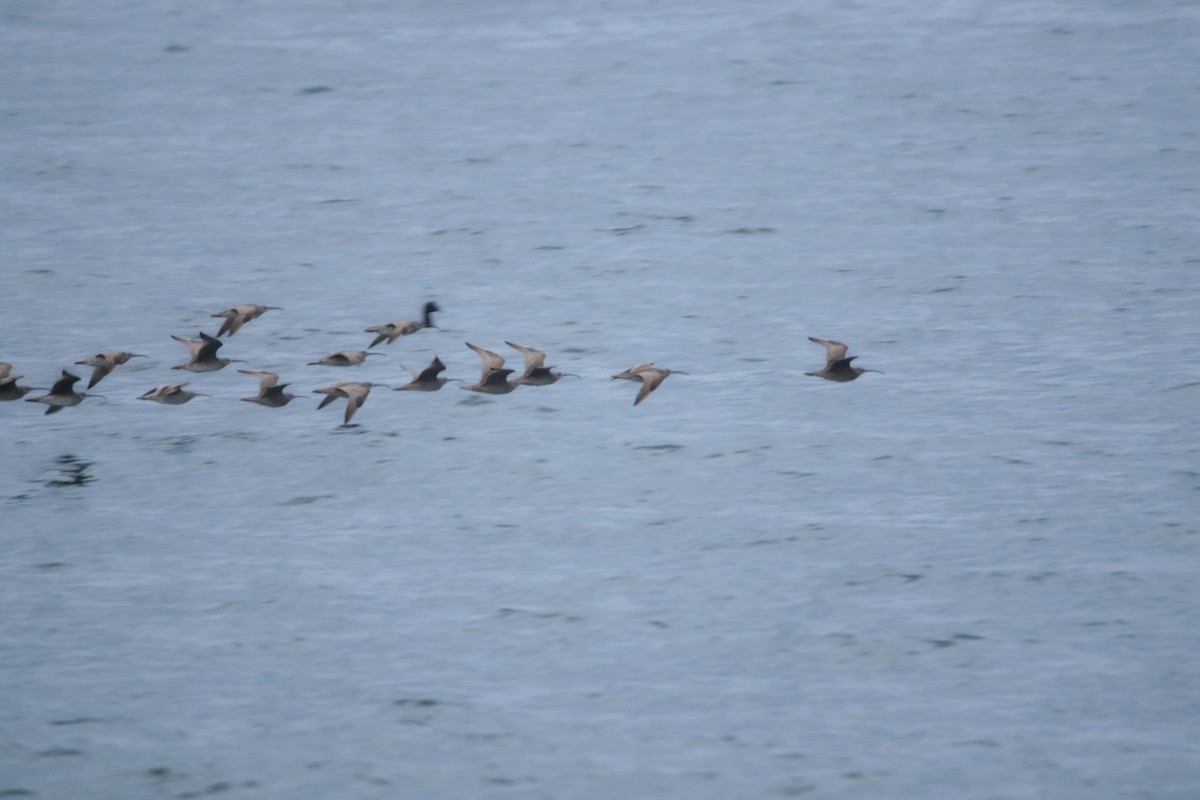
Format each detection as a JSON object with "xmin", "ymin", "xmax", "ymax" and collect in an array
[{"xmin": 1, "ymin": 301, "xmax": 880, "ymax": 425}]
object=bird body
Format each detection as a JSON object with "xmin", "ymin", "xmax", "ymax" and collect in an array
[
  {"xmin": 461, "ymin": 342, "xmax": 518, "ymax": 394},
  {"xmin": 171, "ymin": 332, "xmax": 244, "ymax": 372},
  {"xmin": 394, "ymin": 356, "xmax": 457, "ymax": 391},
  {"xmin": 504, "ymin": 341, "xmax": 576, "ymax": 385},
  {"xmin": 0, "ymin": 364, "xmax": 39, "ymax": 401},
  {"xmin": 139, "ymin": 382, "xmax": 203, "ymax": 405},
  {"xmin": 238, "ymin": 370, "xmax": 299, "ymax": 407},
  {"xmin": 74, "ymin": 349, "xmax": 147, "ymax": 388},
  {"xmin": 611, "ymin": 362, "xmax": 684, "ymax": 406},
  {"xmin": 26, "ymin": 371, "xmax": 98, "ymax": 414},
  {"xmin": 211, "ymin": 304, "xmax": 282, "ymax": 337},
  {"xmin": 365, "ymin": 301, "xmax": 440, "ymax": 347},
  {"xmin": 313, "ymin": 381, "xmax": 384, "ymax": 424},
  {"xmin": 0, "ymin": 377, "xmax": 38, "ymax": 401},
  {"xmin": 805, "ymin": 337, "xmax": 881, "ymax": 382},
  {"xmin": 308, "ymin": 350, "xmax": 383, "ymax": 367}
]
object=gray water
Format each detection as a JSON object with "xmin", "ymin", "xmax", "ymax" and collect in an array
[{"xmin": 2, "ymin": 1, "xmax": 1198, "ymax": 797}]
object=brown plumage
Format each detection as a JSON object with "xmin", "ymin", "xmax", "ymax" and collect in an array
[
  {"xmin": 460, "ymin": 342, "xmax": 518, "ymax": 394},
  {"xmin": 26, "ymin": 371, "xmax": 101, "ymax": 414},
  {"xmin": 211, "ymin": 304, "xmax": 283, "ymax": 337},
  {"xmin": 504, "ymin": 341, "xmax": 577, "ymax": 385},
  {"xmin": 139, "ymin": 382, "xmax": 204, "ymax": 405},
  {"xmin": 0, "ymin": 364, "xmax": 40, "ymax": 401},
  {"xmin": 313, "ymin": 381, "xmax": 387, "ymax": 424},
  {"xmin": 171, "ymin": 332, "xmax": 245, "ymax": 372},
  {"xmin": 394, "ymin": 356, "xmax": 458, "ymax": 391},
  {"xmin": 805, "ymin": 337, "xmax": 882, "ymax": 382},
  {"xmin": 74, "ymin": 350, "xmax": 147, "ymax": 388},
  {"xmin": 238, "ymin": 370, "xmax": 301, "ymax": 407},
  {"xmin": 307, "ymin": 350, "xmax": 384, "ymax": 367},
  {"xmin": 365, "ymin": 301, "xmax": 440, "ymax": 347},
  {"xmin": 611, "ymin": 362, "xmax": 686, "ymax": 406}
]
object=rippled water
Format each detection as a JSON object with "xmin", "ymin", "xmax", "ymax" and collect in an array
[{"xmin": 3, "ymin": 1, "xmax": 1198, "ymax": 797}]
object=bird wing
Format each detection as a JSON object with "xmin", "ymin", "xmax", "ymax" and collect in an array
[
  {"xmin": 808, "ymin": 336, "xmax": 849, "ymax": 363},
  {"xmin": 415, "ymin": 356, "xmax": 447, "ymax": 382},
  {"xmin": 612, "ymin": 362, "xmax": 654, "ymax": 381},
  {"xmin": 172, "ymin": 334, "xmax": 204, "ymax": 356},
  {"xmin": 313, "ymin": 383, "xmax": 347, "ymax": 408},
  {"xmin": 466, "ymin": 342, "xmax": 505, "ymax": 377},
  {"xmin": 480, "ymin": 368, "xmax": 515, "ymax": 388},
  {"xmin": 196, "ymin": 332, "xmax": 224, "ymax": 359},
  {"xmin": 505, "ymin": 341, "xmax": 547, "ymax": 375},
  {"xmin": 633, "ymin": 369, "xmax": 668, "ymax": 406},
  {"xmin": 238, "ymin": 369, "xmax": 280, "ymax": 392},
  {"xmin": 50, "ymin": 371, "xmax": 81, "ymax": 394},
  {"xmin": 86, "ymin": 364, "xmax": 113, "ymax": 389},
  {"xmin": 341, "ymin": 383, "xmax": 370, "ymax": 423}
]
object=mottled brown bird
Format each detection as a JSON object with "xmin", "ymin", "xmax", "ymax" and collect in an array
[
  {"xmin": 460, "ymin": 342, "xmax": 517, "ymax": 394},
  {"xmin": 139, "ymin": 382, "xmax": 205, "ymax": 405},
  {"xmin": 393, "ymin": 356, "xmax": 458, "ymax": 391},
  {"xmin": 238, "ymin": 370, "xmax": 301, "ymax": 407},
  {"xmin": 365, "ymin": 301, "xmax": 440, "ymax": 346},
  {"xmin": 26, "ymin": 371, "xmax": 103, "ymax": 414},
  {"xmin": 505, "ymin": 341, "xmax": 578, "ymax": 386},
  {"xmin": 74, "ymin": 350, "xmax": 147, "ymax": 388},
  {"xmin": 171, "ymin": 332, "xmax": 245, "ymax": 372},
  {"xmin": 805, "ymin": 337, "xmax": 882, "ymax": 382},
  {"xmin": 611, "ymin": 363, "xmax": 685, "ymax": 406},
  {"xmin": 211, "ymin": 304, "xmax": 282, "ymax": 337}
]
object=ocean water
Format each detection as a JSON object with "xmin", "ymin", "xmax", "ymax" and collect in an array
[{"xmin": 2, "ymin": 0, "xmax": 1198, "ymax": 797}]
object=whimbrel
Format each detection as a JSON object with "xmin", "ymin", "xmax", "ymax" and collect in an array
[
  {"xmin": 238, "ymin": 370, "xmax": 300, "ymax": 407},
  {"xmin": 139, "ymin": 382, "xmax": 204, "ymax": 405},
  {"xmin": 611, "ymin": 362, "xmax": 686, "ymax": 406},
  {"xmin": 460, "ymin": 342, "xmax": 518, "ymax": 394},
  {"xmin": 171, "ymin": 332, "xmax": 245, "ymax": 372},
  {"xmin": 211, "ymin": 304, "xmax": 283, "ymax": 337},
  {"xmin": 0, "ymin": 371, "xmax": 40, "ymax": 401},
  {"xmin": 313, "ymin": 381, "xmax": 386, "ymax": 425},
  {"xmin": 394, "ymin": 356, "xmax": 458, "ymax": 391},
  {"xmin": 504, "ymin": 341, "xmax": 578, "ymax": 385},
  {"xmin": 74, "ymin": 350, "xmax": 147, "ymax": 388},
  {"xmin": 805, "ymin": 337, "xmax": 882, "ymax": 382},
  {"xmin": 0, "ymin": 376, "xmax": 39, "ymax": 402},
  {"xmin": 25, "ymin": 371, "xmax": 102, "ymax": 414},
  {"xmin": 307, "ymin": 350, "xmax": 384, "ymax": 367},
  {"xmin": 365, "ymin": 301, "xmax": 440, "ymax": 347}
]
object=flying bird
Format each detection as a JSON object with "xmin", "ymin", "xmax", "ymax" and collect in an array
[
  {"xmin": 505, "ymin": 341, "xmax": 578, "ymax": 385},
  {"xmin": 365, "ymin": 301, "xmax": 440, "ymax": 347},
  {"xmin": 26, "ymin": 371, "xmax": 103, "ymax": 414},
  {"xmin": 611, "ymin": 362, "xmax": 686, "ymax": 406},
  {"xmin": 460, "ymin": 342, "xmax": 518, "ymax": 394},
  {"xmin": 238, "ymin": 370, "xmax": 301, "ymax": 407},
  {"xmin": 307, "ymin": 350, "xmax": 384, "ymax": 367},
  {"xmin": 211, "ymin": 304, "xmax": 282, "ymax": 337},
  {"xmin": 0, "ymin": 364, "xmax": 40, "ymax": 401},
  {"xmin": 804, "ymin": 337, "xmax": 882, "ymax": 382},
  {"xmin": 171, "ymin": 332, "xmax": 245, "ymax": 372},
  {"xmin": 74, "ymin": 349, "xmax": 147, "ymax": 388},
  {"xmin": 393, "ymin": 356, "xmax": 458, "ymax": 391},
  {"xmin": 138, "ymin": 382, "xmax": 204, "ymax": 405},
  {"xmin": 313, "ymin": 381, "xmax": 387, "ymax": 425}
]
